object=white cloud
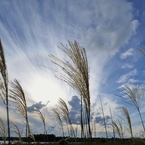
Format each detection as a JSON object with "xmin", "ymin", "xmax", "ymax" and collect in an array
[
  {"xmin": 117, "ymin": 69, "xmax": 137, "ymax": 83},
  {"xmin": 78, "ymin": 0, "xmax": 139, "ymax": 101},
  {"xmin": 120, "ymin": 48, "xmax": 134, "ymax": 59},
  {"xmin": 122, "ymin": 63, "xmax": 134, "ymax": 69},
  {"xmin": 128, "ymin": 78, "xmax": 138, "ymax": 83},
  {"xmin": 0, "ymin": 101, "xmax": 7, "ymax": 120}
]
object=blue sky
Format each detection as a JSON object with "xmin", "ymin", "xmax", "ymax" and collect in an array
[{"xmin": 0, "ymin": 0, "xmax": 145, "ymax": 138}]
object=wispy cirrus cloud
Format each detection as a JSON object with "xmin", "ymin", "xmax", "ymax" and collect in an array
[
  {"xmin": 120, "ymin": 48, "xmax": 134, "ymax": 59},
  {"xmin": 128, "ymin": 78, "xmax": 138, "ymax": 83},
  {"xmin": 122, "ymin": 63, "xmax": 134, "ymax": 69},
  {"xmin": 117, "ymin": 69, "xmax": 137, "ymax": 83}
]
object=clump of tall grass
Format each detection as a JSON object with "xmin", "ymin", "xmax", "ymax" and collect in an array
[
  {"xmin": 118, "ymin": 83, "xmax": 145, "ymax": 135},
  {"xmin": 120, "ymin": 106, "xmax": 133, "ymax": 139},
  {"xmin": 10, "ymin": 79, "xmax": 31, "ymax": 138},
  {"xmin": 49, "ymin": 41, "xmax": 92, "ymax": 140},
  {"xmin": 0, "ymin": 40, "xmax": 11, "ymax": 144},
  {"xmin": 0, "ymin": 117, "xmax": 7, "ymax": 144},
  {"xmin": 113, "ymin": 119, "xmax": 124, "ymax": 139},
  {"xmin": 57, "ymin": 98, "xmax": 75, "ymax": 138}
]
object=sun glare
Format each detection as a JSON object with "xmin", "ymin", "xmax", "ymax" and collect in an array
[{"xmin": 25, "ymin": 73, "xmax": 71, "ymax": 106}]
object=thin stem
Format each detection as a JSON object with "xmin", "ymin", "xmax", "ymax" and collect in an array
[
  {"xmin": 109, "ymin": 107, "xmax": 116, "ymax": 145},
  {"xmin": 99, "ymin": 95, "xmax": 108, "ymax": 139}
]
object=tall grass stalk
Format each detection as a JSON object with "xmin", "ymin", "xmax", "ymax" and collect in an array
[
  {"xmin": 49, "ymin": 41, "xmax": 91, "ymax": 141},
  {"xmin": 10, "ymin": 79, "xmax": 30, "ymax": 138},
  {"xmin": 29, "ymin": 131, "xmax": 35, "ymax": 142},
  {"xmin": 120, "ymin": 106, "xmax": 133, "ymax": 139},
  {"xmin": 80, "ymin": 97, "xmax": 84, "ymax": 138},
  {"xmin": 118, "ymin": 83, "xmax": 145, "ymax": 134},
  {"xmin": 35, "ymin": 108, "xmax": 47, "ymax": 143},
  {"xmin": 52, "ymin": 108, "xmax": 64, "ymax": 137},
  {"xmin": 0, "ymin": 40, "xmax": 10, "ymax": 145},
  {"xmin": 99, "ymin": 95, "xmax": 108, "ymax": 139},
  {"xmin": 113, "ymin": 120, "xmax": 124, "ymax": 139},
  {"xmin": 0, "ymin": 117, "xmax": 7, "ymax": 144},
  {"xmin": 138, "ymin": 47, "xmax": 145, "ymax": 56},
  {"xmin": 57, "ymin": 98, "xmax": 75, "ymax": 138},
  {"xmin": 11, "ymin": 122, "xmax": 22, "ymax": 143},
  {"xmin": 109, "ymin": 107, "xmax": 116, "ymax": 145}
]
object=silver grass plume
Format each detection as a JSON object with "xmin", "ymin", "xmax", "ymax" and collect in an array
[
  {"xmin": 57, "ymin": 98, "xmax": 75, "ymax": 137},
  {"xmin": 49, "ymin": 41, "xmax": 91, "ymax": 139},
  {"xmin": 118, "ymin": 83, "xmax": 145, "ymax": 134},
  {"xmin": 10, "ymin": 79, "xmax": 30, "ymax": 138},
  {"xmin": 113, "ymin": 120, "xmax": 124, "ymax": 139},
  {"xmin": 11, "ymin": 122, "xmax": 22, "ymax": 143},
  {"xmin": 0, "ymin": 40, "xmax": 10, "ymax": 144},
  {"xmin": 120, "ymin": 106, "xmax": 133, "ymax": 138}
]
